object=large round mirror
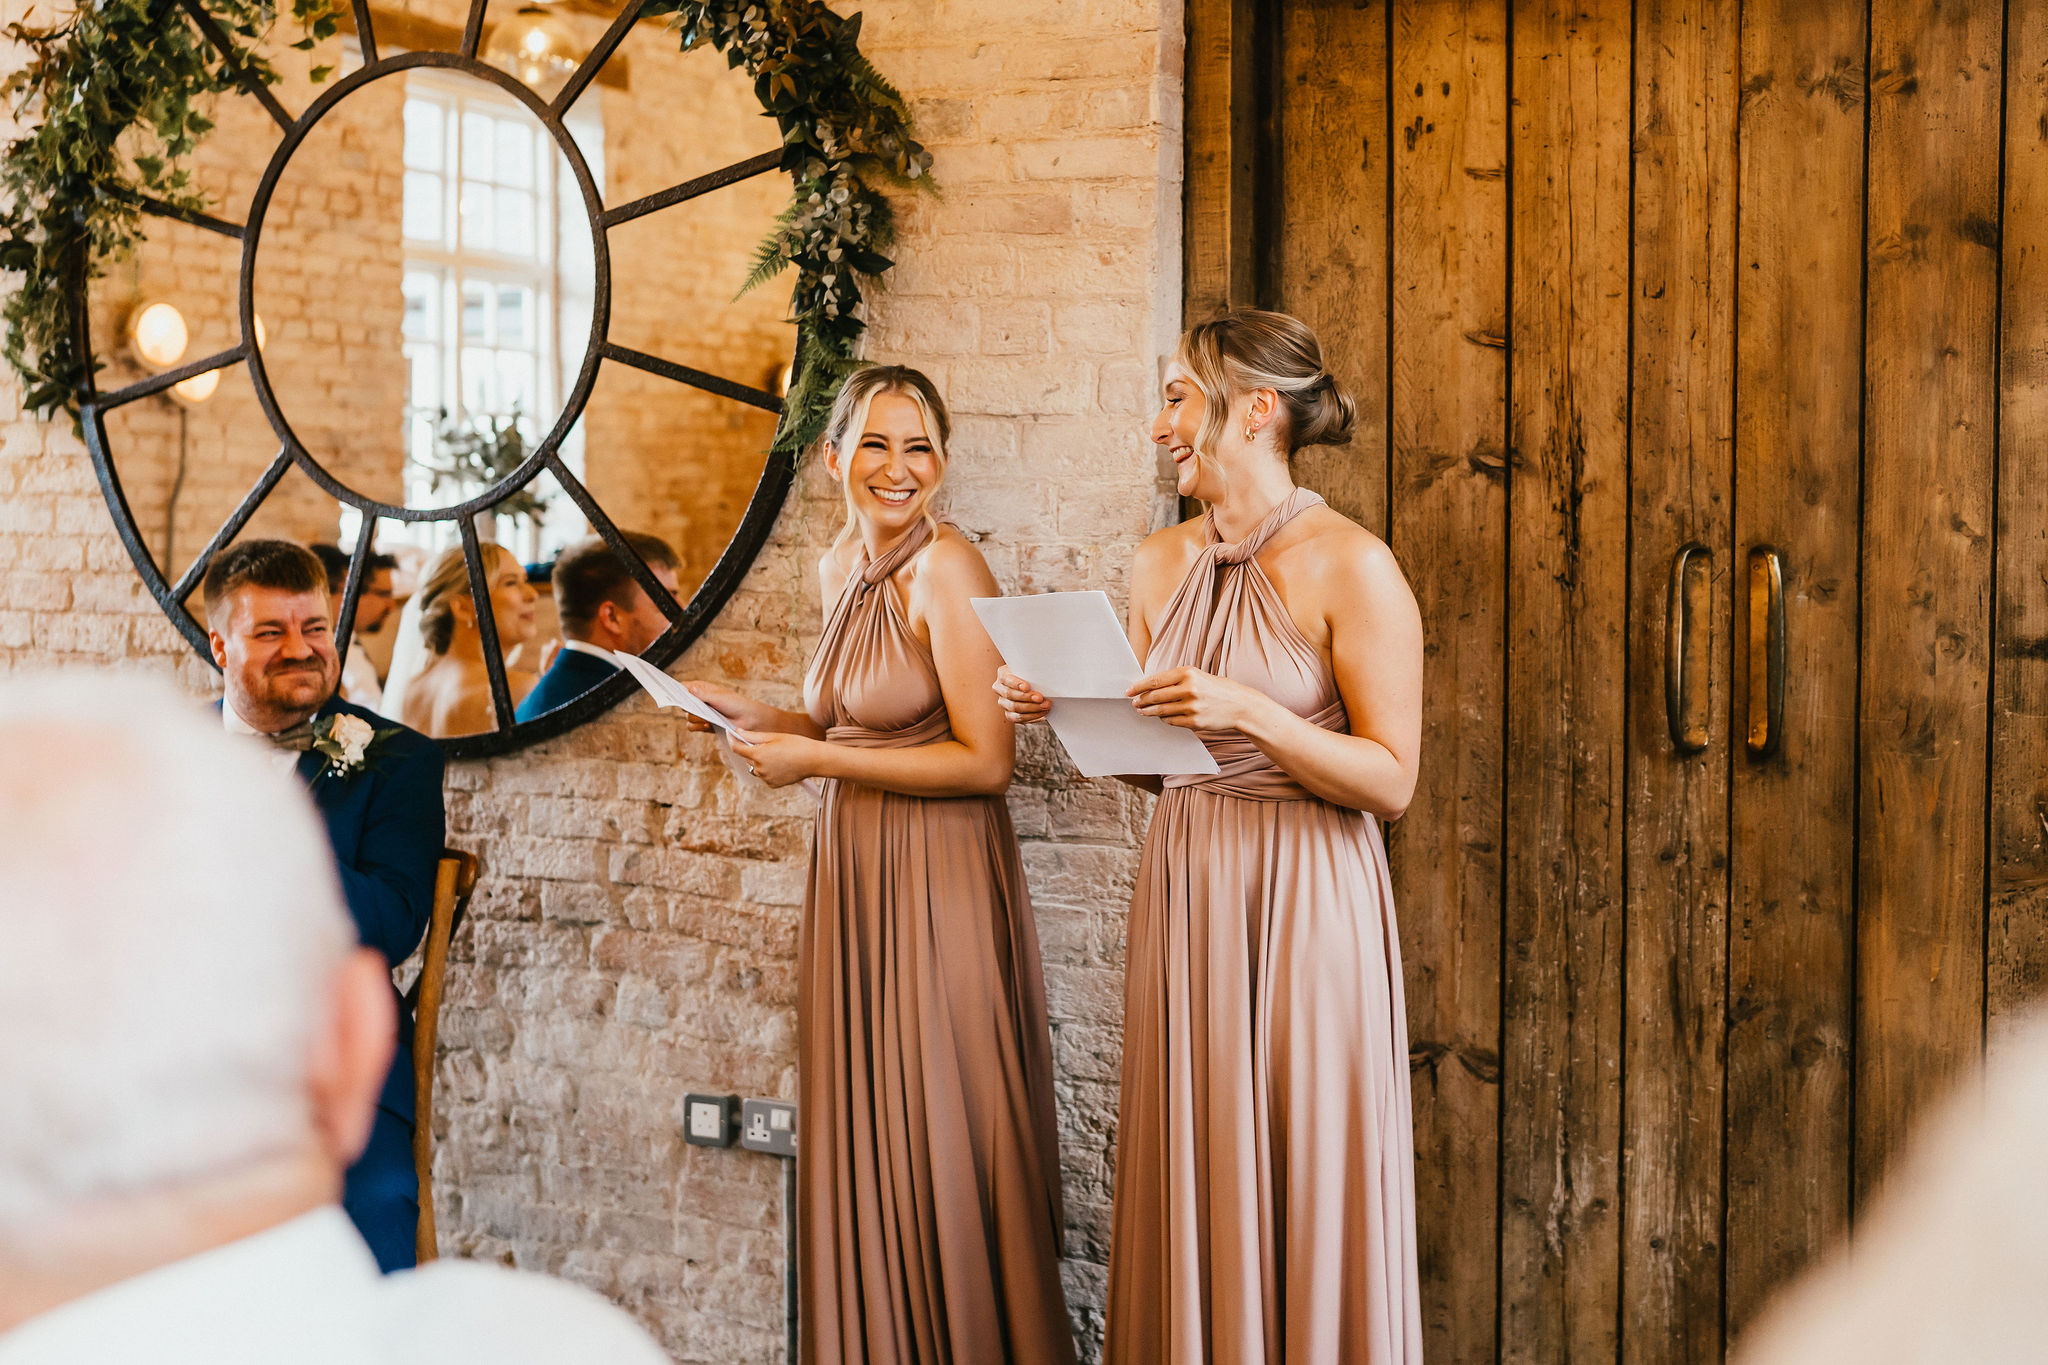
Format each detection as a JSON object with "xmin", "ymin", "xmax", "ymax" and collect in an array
[{"xmin": 84, "ymin": 5, "xmax": 800, "ymax": 754}]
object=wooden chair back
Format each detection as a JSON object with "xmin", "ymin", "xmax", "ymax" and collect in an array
[{"xmin": 407, "ymin": 847, "xmax": 478, "ymax": 1263}]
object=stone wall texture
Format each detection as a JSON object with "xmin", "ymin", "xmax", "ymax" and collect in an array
[{"xmin": 0, "ymin": 2, "xmax": 1184, "ymax": 1360}]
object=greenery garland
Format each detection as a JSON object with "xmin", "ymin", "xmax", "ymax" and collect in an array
[{"xmin": 0, "ymin": 0, "xmax": 930, "ymax": 455}]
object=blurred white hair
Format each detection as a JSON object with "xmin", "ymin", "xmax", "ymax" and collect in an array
[
  {"xmin": 1735, "ymin": 1004, "xmax": 2048, "ymax": 1364},
  {"xmin": 0, "ymin": 672, "xmax": 353, "ymax": 1237}
]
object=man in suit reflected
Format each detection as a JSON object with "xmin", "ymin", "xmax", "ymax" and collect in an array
[
  {"xmin": 514, "ymin": 532, "xmax": 681, "ymax": 724},
  {"xmin": 203, "ymin": 540, "xmax": 444, "ymax": 1273}
]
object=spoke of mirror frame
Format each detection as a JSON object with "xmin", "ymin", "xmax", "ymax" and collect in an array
[
  {"xmin": 459, "ymin": 515, "xmax": 517, "ymax": 731},
  {"xmin": 167, "ymin": 447, "xmax": 295, "ymax": 603},
  {"xmin": 460, "ymin": 0, "xmax": 488, "ymax": 58},
  {"xmin": 350, "ymin": 0, "xmax": 378, "ymax": 64},
  {"xmin": 600, "ymin": 342, "xmax": 784, "ymax": 414},
  {"xmin": 96, "ymin": 346, "xmax": 248, "ymax": 411},
  {"xmin": 177, "ymin": 0, "xmax": 294, "ymax": 132},
  {"xmin": 549, "ymin": 0, "xmax": 646, "ymax": 117},
  {"xmin": 333, "ymin": 518, "xmax": 377, "ymax": 679},
  {"xmin": 543, "ymin": 453, "xmax": 685, "ymax": 622},
  {"xmin": 600, "ymin": 149, "xmax": 783, "ymax": 230},
  {"xmin": 117, "ymin": 189, "xmax": 245, "ymax": 240}
]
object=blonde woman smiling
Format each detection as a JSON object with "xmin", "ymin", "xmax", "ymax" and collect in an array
[
  {"xmin": 997, "ymin": 311, "xmax": 1425, "ymax": 1365},
  {"xmin": 680, "ymin": 366, "xmax": 1073, "ymax": 1365},
  {"xmin": 396, "ymin": 542, "xmax": 538, "ymax": 738}
]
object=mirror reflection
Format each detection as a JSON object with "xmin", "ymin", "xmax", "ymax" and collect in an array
[{"xmin": 91, "ymin": 9, "xmax": 797, "ymax": 740}]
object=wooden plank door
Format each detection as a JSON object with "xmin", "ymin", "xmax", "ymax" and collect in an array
[
  {"xmin": 1183, "ymin": 0, "xmax": 2048, "ymax": 1359},
  {"xmin": 1724, "ymin": 0, "xmax": 1867, "ymax": 1341}
]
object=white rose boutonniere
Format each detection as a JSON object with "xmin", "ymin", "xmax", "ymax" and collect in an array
[{"xmin": 311, "ymin": 714, "xmax": 387, "ymax": 779}]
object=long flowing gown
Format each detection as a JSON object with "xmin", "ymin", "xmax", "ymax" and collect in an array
[
  {"xmin": 1104, "ymin": 488, "xmax": 1422, "ymax": 1365},
  {"xmin": 797, "ymin": 519, "xmax": 1077, "ymax": 1365}
]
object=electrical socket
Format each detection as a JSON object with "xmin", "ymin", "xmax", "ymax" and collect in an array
[
  {"xmin": 739, "ymin": 1097, "xmax": 797, "ymax": 1157},
  {"xmin": 683, "ymin": 1093, "xmax": 740, "ymax": 1148}
]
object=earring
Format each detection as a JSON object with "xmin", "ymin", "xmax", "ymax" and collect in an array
[{"xmin": 1244, "ymin": 422, "xmax": 1257, "ymax": 444}]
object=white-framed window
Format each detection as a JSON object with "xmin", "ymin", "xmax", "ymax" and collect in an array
[{"xmin": 383, "ymin": 70, "xmax": 599, "ymax": 560}]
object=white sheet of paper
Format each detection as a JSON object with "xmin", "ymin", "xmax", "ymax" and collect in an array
[
  {"xmin": 601, "ymin": 649, "xmax": 824, "ymax": 798},
  {"xmin": 604, "ymin": 649, "xmax": 737, "ymax": 732},
  {"xmin": 972, "ymin": 592, "xmax": 1220, "ymax": 777}
]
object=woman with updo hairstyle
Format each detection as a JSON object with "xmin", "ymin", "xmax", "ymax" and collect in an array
[
  {"xmin": 678, "ymin": 365, "xmax": 1075, "ymax": 1365},
  {"xmin": 996, "ymin": 309, "xmax": 1425, "ymax": 1364},
  {"xmin": 397, "ymin": 541, "xmax": 539, "ymax": 738}
]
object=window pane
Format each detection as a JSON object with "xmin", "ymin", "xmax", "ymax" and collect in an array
[
  {"xmin": 461, "ymin": 346, "xmax": 496, "ymax": 413},
  {"xmin": 402, "ymin": 170, "xmax": 443, "ymax": 242},
  {"xmin": 403, "ymin": 100, "xmax": 443, "ymax": 170},
  {"xmin": 497, "ymin": 350, "xmax": 536, "ymax": 417},
  {"xmin": 495, "ymin": 119, "xmax": 532, "ymax": 188},
  {"xmin": 407, "ymin": 346, "xmax": 441, "ymax": 409},
  {"xmin": 461, "ymin": 282, "xmax": 489, "ymax": 342},
  {"xmin": 495, "ymin": 287, "xmax": 531, "ymax": 347},
  {"xmin": 402, "ymin": 272, "xmax": 439, "ymax": 340},
  {"xmin": 459, "ymin": 180, "xmax": 493, "ymax": 252},
  {"xmin": 461, "ymin": 111, "xmax": 494, "ymax": 179},
  {"xmin": 494, "ymin": 188, "xmax": 533, "ymax": 258}
]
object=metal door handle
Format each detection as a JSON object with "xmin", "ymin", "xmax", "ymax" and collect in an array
[
  {"xmin": 1747, "ymin": 546, "xmax": 1785, "ymax": 758},
  {"xmin": 1667, "ymin": 542, "xmax": 1711, "ymax": 754}
]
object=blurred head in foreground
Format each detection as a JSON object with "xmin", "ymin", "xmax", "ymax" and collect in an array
[
  {"xmin": 0, "ymin": 673, "xmax": 392, "ymax": 1329},
  {"xmin": 1735, "ymin": 1007, "xmax": 2048, "ymax": 1365}
]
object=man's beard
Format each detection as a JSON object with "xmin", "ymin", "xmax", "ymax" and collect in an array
[{"xmin": 258, "ymin": 660, "xmax": 335, "ymax": 707}]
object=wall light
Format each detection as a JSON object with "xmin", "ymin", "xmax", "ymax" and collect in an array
[
  {"xmin": 482, "ymin": 6, "xmax": 583, "ymax": 99},
  {"xmin": 171, "ymin": 369, "xmax": 220, "ymax": 406},
  {"xmin": 126, "ymin": 300, "xmax": 189, "ymax": 371}
]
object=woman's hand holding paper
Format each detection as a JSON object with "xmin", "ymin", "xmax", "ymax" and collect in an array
[
  {"xmin": 729, "ymin": 729, "xmax": 825, "ymax": 788},
  {"xmin": 992, "ymin": 666, "xmax": 1051, "ymax": 725},
  {"xmin": 1128, "ymin": 666, "xmax": 1274, "ymax": 733}
]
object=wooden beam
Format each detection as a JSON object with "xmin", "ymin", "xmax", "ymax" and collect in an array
[
  {"xmin": 1387, "ymin": 4, "xmax": 1507, "ymax": 1361},
  {"xmin": 1184, "ymin": 0, "xmax": 1258, "ymax": 320},
  {"xmin": 1856, "ymin": 0, "xmax": 2002, "ymax": 1204},
  {"xmin": 1724, "ymin": 0, "xmax": 1866, "ymax": 1342},
  {"xmin": 1623, "ymin": 0, "xmax": 1739, "ymax": 1359}
]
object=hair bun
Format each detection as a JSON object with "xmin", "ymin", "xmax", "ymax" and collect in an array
[{"xmin": 1293, "ymin": 374, "xmax": 1357, "ymax": 449}]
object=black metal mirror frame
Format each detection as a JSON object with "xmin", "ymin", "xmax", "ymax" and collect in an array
[{"xmin": 71, "ymin": 0, "xmax": 801, "ymax": 757}]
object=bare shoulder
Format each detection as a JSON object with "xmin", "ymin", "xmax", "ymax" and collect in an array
[
  {"xmin": 907, "ymin": 524, "xmax": 997, "ymax": 599},
  {"xmin": 1295, "ymin": 506, "xmax": 1407, "ymax": 593},
  {"xmin": 1132, "ymin": 517, "xmax": 1206, "ymax": 591}
]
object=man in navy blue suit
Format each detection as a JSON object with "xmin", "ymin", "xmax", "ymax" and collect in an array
[
  {"xmin": 203, "ymin": 540, "xmax": 445, "ymax": 1273},
  {"xmin": 514, "ymin": 531, "xmax": 680, "ymax": 724}
]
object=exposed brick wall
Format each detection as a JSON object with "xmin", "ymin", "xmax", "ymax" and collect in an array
[{"xmin": 0, "ymin": 2, "xmax": 1182, "ymax": 1360}]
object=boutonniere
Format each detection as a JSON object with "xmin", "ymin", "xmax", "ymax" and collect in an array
[{"xmin": 310, "ymin": 714, "xmax": 389, "ymax": 779}]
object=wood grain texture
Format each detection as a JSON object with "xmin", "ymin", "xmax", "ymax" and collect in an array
[
  {"xmin": 1989, "ymin": 3, "xmax": 2048, "ymax": 1038},
  {"xmin": 1388, "ymin": 3, "xmax": 1508, "ymax": 1361},
  {"xmin": 1724, "ymin": 0, "xmax": 1868, "ymax": 1341},
  {"xmin": 1275, "ymin": 0, "xmax": 1390, "ymax": 534},
  {"xmin": 1856, "ymin": 0, "xmax": 2001, "ymax": 1203},
  {"xmin": 1184, "ymin": 0, "xmax": 1260, "ymax": 319},
  {"xmin": 1501, "ymin": 1, "xmax": 1631, "ymax": 1360},
  {"xmin": 1622, "ymin": 1, "xmax": 1737, "ymax": 1360}
]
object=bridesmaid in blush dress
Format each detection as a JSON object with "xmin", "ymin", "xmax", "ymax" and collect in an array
[
  {"xmin": 680, "ymin": 366, "xmax": 1075, "ymax": 1365},
  {"xmin": 996, "ymin": 311, "xmax": 1425, "ymax": 1365}
]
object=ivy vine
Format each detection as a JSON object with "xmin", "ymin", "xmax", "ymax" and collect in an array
[{"xmin": 0, "ymin": 0, "xmax": 931, "ymax": 456}]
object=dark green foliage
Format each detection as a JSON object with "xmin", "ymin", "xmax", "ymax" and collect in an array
[
  {"xmin": 0, "ymin": 0, "xmax": 332, "ymax": 417},
  {"xmin": 423, "ymin": 408, "xmax": 551, "ymax": 524},
  {"xmin": 629, "ymin": 0, "xmax": 934, "ymax": 455}
]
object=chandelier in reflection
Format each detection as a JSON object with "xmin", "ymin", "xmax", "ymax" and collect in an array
[{"xmin": 482, "ymin": 5, "xmax": 583, "ymax": 99}]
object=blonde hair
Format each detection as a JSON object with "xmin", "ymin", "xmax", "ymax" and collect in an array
[
  {"xmin": 416, "ymin": 541, "xmax": 516, "ymax": 655},
  {"xmin": 820, "ymin": 365, "xmax": 952, "ymax": 549},
  {"xmin": 1175, "ymin": 308, "xmax": 1358, "ymax": 460}
]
